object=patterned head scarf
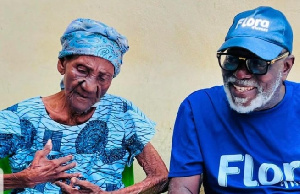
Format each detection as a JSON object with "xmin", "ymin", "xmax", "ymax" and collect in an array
[{"xmin": 58, "ymin": 18, "xmax": 129, "ymax": 77}]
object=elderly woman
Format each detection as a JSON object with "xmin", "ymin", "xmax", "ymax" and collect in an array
[{"xmin": 0, "ymin": 18, "xmax": 168, "ymax": 193}]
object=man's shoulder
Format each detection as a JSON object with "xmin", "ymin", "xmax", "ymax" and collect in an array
[
  {"xmin": 186, "ymin": 85, "xmax": 225, "ymax": 101},
  {"xmin": 285, "ymin": 80, "xmax": 300, "ymax": 97},
  {"xmin": 285, "ymin": 80, "xmax": 300, "ymax": 89},
  {"xmin": 177, "ymin": 85, "xmax": 227, "ymax": 112}
]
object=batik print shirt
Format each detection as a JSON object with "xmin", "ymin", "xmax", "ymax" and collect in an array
[{"xmin": 0, "ymin": 94, "xmax": 155, "ymax": 193}]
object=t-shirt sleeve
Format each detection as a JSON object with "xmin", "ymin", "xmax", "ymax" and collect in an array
[
  {"xmin": 123, "ymin": 100, "xmax": 156, "ymax": 166},
  {"xmin": 0, "ymin": 109, "xmax": 22, "ymax": 158},
  {"xmin": 169, "ymin": 98, "xmax": 203, "ymax": 177}
]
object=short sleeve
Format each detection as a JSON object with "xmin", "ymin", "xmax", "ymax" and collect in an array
[
  {"xmin": 0, "ymin": 110, "xmax": 22, "ymax": 158},
  {"xmin": 169, "ymin": 98, "xmax": 203, "ymax": 177},
  {"xmin": 123, "ymin": 100, "xmax": 155, "ymax": 166}
]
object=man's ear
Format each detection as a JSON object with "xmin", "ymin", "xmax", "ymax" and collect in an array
[
  {"xmin": 57, "ymin": 58, "xmax": 66, "ymax": 75},
  {"xmin": 282, "ymin": 55, "xmax": 294, "ymax": 80}
]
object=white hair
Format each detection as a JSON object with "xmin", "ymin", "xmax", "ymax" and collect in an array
[{"xmin": 224, "ymin": 72, "xmax": 283, "ymax": 113}]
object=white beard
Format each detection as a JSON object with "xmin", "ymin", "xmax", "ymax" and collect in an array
[{"xmin": 223, "ymin": 72, "xmax": 283, "ymax": 113}]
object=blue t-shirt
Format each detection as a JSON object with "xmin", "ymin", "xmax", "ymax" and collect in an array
[
  {"xmin": 0, "ymin": 93, "xmax": 155, "ymax": 193},
  {"xmin": 169, "ymin": 81, "xmax": 300, "ymax": 193}
]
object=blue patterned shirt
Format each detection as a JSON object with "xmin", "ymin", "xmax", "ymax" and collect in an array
[{"xmin": 0, "ymin": 94, "xmax": 155, "ymax": 193}]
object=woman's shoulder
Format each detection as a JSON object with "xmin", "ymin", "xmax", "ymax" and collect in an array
[
  {"xmin": 0, "ymin": 97, "xmax": 44, "ymax": 132},
  {"xmin": 4, "ymin": 96, "xmax": 44, "ymax": 114},
  {"xmin": 99, "ymin": 93, "xmax": 132, "ymax": 104},
  {"xmin": 95, "ymin": 93, "xmax": 134, "ymax": 112},
  {"xmin": 95, "ymin": 93, "xmax": 155, "ymax": 125}
]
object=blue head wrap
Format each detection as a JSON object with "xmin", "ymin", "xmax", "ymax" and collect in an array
[{"xmin": 58, "ymin": 18, "xmax": 129, "ymax": 77}]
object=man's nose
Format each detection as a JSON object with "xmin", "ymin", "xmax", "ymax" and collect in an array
[{"xmin": 233, "ymin": 63, "xmax": 252, "ymax": 79}]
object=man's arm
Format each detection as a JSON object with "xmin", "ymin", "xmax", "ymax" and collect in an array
[
  {"xmin": 3, "ymin": 139, "xmax": 80, "ymax": 190},
  {"xmin": 56, "ymin": 142, "xmax": 169, "ymax": 194},
  {"xmin": 168, "ymin": 174, "xmax": 203, "ymax": 194}
]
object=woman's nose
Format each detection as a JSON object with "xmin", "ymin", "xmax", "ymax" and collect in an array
[{"xmin": 80, "ymin": 78, "xmax": 100, "ymax": 97}]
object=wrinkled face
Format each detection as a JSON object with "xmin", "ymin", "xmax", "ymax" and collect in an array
[
  {"xmin": 222, "ymin": 48, "xmax": 287, "ymax": 113},
  {"xmin": 58, "ymin": 55, "xmax": 114, "ymax": 114}
]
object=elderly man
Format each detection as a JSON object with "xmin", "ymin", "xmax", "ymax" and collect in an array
[
  {"xmin": 169, "ymin": 6, "xmax": 300, "ymax": 193},
  {"xmin": 0, "ymin": 18, "xmax": 168, "ymax": 193}
]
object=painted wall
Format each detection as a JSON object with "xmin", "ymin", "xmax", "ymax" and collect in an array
[{"xmin": 0, "ymin": 0, "xmax": 299, "ymax": 191}]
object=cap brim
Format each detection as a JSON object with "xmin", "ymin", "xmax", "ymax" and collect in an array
[{"xmin": 217, "ymin": 37, "xmax": 283, "ymax": 60}]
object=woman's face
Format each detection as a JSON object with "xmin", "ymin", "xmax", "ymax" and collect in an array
[{"xmin": 58, "ymin": 55, "xmax": 114, "ymax": 114}]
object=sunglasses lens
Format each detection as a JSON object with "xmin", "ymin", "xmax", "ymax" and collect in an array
[
  {"xmin": 220, "ymin": 55, "xmax": 239, "ymax": 71},
  {"xmin": 247, "ymin": 59, "xmax": 268, "ymax": 74}
]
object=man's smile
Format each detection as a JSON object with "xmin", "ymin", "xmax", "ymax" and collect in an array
[
  {"xmin": 228, "ymin": 81, "xmax": 257, "ymax": 99},
  {"xmin": 233, "ymin": 85, "xmax": 255, "ymax": 92}
]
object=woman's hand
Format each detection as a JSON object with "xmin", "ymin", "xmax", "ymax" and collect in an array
[
  {"xmin": 4, "ymin": 139, "xmax": 80, "ymax": 190},
  {"xmin": 55, "ymin": 177, "xmax": 109, "ymax": 194},
  {"xmin": 23, "ymin": 139, "xmax": 81, "ymax": 187}
]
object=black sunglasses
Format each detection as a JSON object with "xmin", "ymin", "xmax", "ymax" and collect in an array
[{"xmin": 216, "ymin": 52, "xmax": 289, "ymax": 75}]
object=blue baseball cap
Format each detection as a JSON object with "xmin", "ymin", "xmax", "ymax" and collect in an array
[{"xmin": 218, "ymin": 6, "xmax": 293, "ymax": 60}]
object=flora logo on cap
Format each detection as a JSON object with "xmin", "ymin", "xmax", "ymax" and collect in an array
[{"xmin": 236, "ymin": 17, "xmax": 270, "ymax": 32}]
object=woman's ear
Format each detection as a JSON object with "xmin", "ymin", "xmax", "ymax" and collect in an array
[
  {"xmin": 57, "ymin": 58, "xmax": 66, "ymax": 75},
  {"xmin": 282, "ymin": 55, "xmax": 294, "ymax": 80}
]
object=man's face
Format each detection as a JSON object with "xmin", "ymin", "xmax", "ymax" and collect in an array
[
  {"xmin": 59, "ymin": 55, "xmax": 114, "ymax": 114},
  {"xmin": 222, "ymin": 48, "xmax": 286, "ymax": 113}
]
